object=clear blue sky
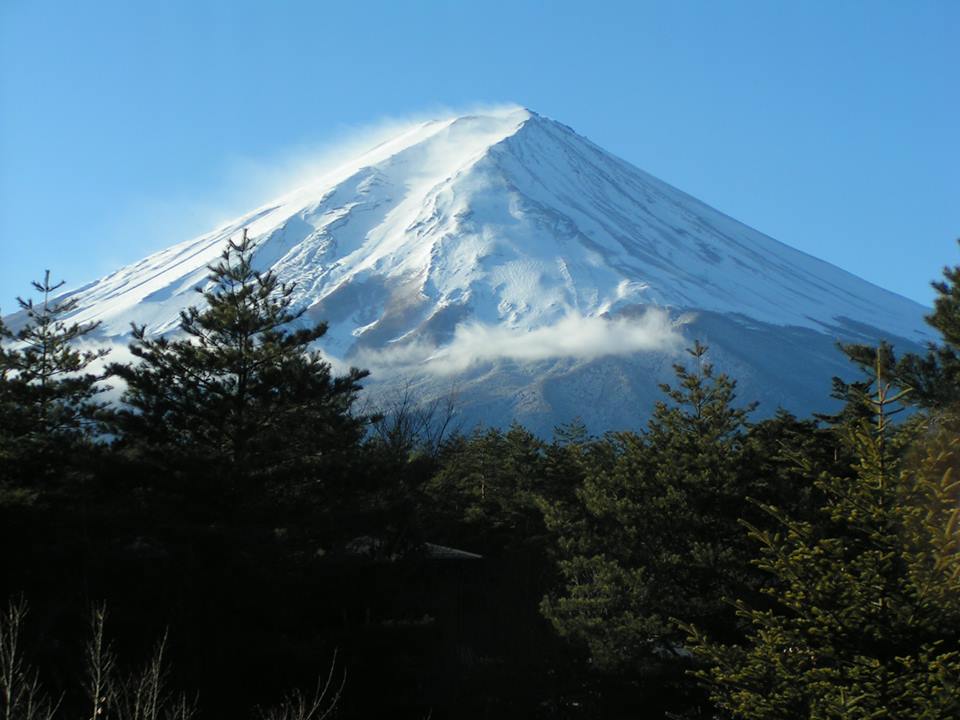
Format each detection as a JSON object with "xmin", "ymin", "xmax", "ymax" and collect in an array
[{"xmin": 1, "ymin": 0, "xmax": 956, "ymax": 311}]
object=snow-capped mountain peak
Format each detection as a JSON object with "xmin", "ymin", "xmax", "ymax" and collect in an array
[{"xmin": 31, "ymin": 107, "xmax": 932, "ymax": 431}]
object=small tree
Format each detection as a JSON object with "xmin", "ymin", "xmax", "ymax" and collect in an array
[
  {"xmin": 0, "ymin": 272, "xmax": 109, "ymax": 487},
  {"xmin": 868, "ymin": 239, "xmax": 960, "ymax": 409},
  {"xmin": 426, "ymin": 423, "xmax": 552, "ymax": 553},
  {"xmin": 0, "ymin": 598, "xmax": 59, "ymax": 720},
  {"xmin": 110, "ymin": 230, "xmax": 369, "ymax": 497},
  {"xmin": 916, "ymin": 238, "xmax": 960, "ymax": 404}
]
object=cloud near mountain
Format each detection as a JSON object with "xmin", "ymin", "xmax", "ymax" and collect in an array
[{"xmin": 356, "ymin": 308, "xmax": 684, "ymax": 375}]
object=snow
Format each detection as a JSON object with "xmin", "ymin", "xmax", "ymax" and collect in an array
[{"xmin": 39, "ymin": 106, "xmax": 931, "ymax": 367}]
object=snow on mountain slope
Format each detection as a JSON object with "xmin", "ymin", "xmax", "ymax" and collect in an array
[{"xmin": 29, "ymin": 106, "xmax": 933, "ymax": 431}]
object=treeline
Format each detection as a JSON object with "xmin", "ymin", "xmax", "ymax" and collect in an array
[{"xmin": 1, "ymin": 235, "xmax": 959, "ymax": 719}]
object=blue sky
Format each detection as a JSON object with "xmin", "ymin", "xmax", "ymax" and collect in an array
[{"xmin": 1, "ymin": 0, "xmax": 956, "ymax": 310}]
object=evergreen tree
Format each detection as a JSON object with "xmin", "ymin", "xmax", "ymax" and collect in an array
[
  {"xmin": 426, "ymin": 423, "xmax": 551, "ymax": 553},
  {"xmin": 687, "ymin": 357, "xmax": 960, "ymax": 719},
  {"xmin": 0, "ymin": 271, "xmax": 109, "ymax": 488},
  {"xmin": 896, "ymin": 241, "xmax": 960, "ymax": 408},
  {"xmin": 820, "ymin": 341, "xmax": 904, "ymax": 427},
  {"xmin": 110, "ymin": 230, "xmax": 369, "ymax": 498},
  {"xmin": 540, "ymin": 343, "xmax": 781, "ymax": 693},
  {"xmin": 930, "ymin": 241, "xmax": 960, "ymax": 345},
  {"xmin": 845, "ymin": 240, "xmax": 960, "ymax": 409},
  {"xmin": 0, "ymin": 317, "xmax": 13, "ymax": 469}
]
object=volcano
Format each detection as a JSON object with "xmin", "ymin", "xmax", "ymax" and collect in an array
[{"xmin": 41, "ymin": 107, "xmax": 932, "ymax": 432}]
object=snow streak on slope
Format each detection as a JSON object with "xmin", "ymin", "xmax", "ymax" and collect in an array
[{"xmin": 49, "ymin": 107, "xmax": 931, "ymax": 375}]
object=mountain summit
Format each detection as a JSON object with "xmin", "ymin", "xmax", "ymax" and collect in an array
[{"xmin": 46, "ymin": 107, "xmax": 931, "ymax": 431}]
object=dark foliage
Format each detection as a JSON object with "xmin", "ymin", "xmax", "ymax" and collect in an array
[
  {"xmin": 3, "ymin": 240, "xmax": 959, "ymax": 719},
  {"xmin": 0, "ymin": 271, "xmax": 109, "ymax": 490},
  {"xmin": 108, "ymin": 230, "xmax": 369, "ymax": 501}
]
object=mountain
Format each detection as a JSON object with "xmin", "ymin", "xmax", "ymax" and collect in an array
[{"xmin": 33, "ymin": 107, "xmax": 932, "ymax": 433}]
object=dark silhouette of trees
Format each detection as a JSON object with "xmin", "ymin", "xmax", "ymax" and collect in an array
[{"xmin": 0, "ymin": 271, "xmax": 109, "ymax": 490}]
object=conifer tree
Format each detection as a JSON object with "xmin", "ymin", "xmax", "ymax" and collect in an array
[
  {"xmin": 110, "ymin": 230, "xmax": 369, "ymax": 496},
  {"xmin": 686, "ymin": 356, "xmax": 960, "ymax": 719},
  {"xmin": 426, "ymin": 423, "xmax": 551, "ymax": 552},
  {"xmin": 895, "ymin": 241, "xmax": 960, "ymax": 408},
  {"xmin": 540, "ymin": 343, "xmax": 766, "ymax": 673},
  {"xmin": 0, "ymin": 317, "xmax": 13, "ymax": 466},
  {"xmin": 843, "ymin": 240, "xmax": 960, "ymax": 409},
  {"xmin": 0, "ymin": 271, "xmax": 109, "ymax": 487}
]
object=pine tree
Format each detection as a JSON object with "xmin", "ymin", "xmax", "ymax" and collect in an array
[
  {"xmin": 540, "ymin": 344, "xmax": 768, "ymax": 675},
  {"xmin": 110, "ymin": 230, "xmax": 369, "ymax": 497},
  {"xmin": 686, "ymin": 356, "xmax": 960, "ymax": 719},
  {"xmin": 0, "ymin": 317, "xmax": 13, "ymax": 467},
  {"xmin": 426, "ymin": 423, "xmax": 551, "ymax": 553},
  {"xmin": 899, "ymin": 241, "xmax": 960, "ymax": 407},
  {"xmin": 931, "ymin": 242, "xmax": 960, "ymax": 342},
  {"xmin": 0, "ymin": 271, "xmax": 109, "ymax": 487},
  {"xmin": 861, "ymin": 239, "xmax": 960, "ymax": 409}
]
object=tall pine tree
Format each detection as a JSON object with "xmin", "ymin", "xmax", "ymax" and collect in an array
[
  {"xmin": 538, "ymin": 343, "xmax": 794, "ymax": 717},
  {"xmin": 110, "ymin": 230, "xmax": 369, "ymax": 499}
]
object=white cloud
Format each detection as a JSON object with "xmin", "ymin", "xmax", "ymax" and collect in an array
[
  {"xmin": 93, "ymin": 103, "xmax": 527, "ymax": 298},
  {"xmin": 210, "ymin": 102, "xmax": 527, "ymax": 225},
  {"xmin": 357, "ymin": 308, "xmax": 685, "ymax": 376}
]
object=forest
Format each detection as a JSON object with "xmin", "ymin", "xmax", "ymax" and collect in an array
[{"xmin": 2, "ymin": 235, "xmax": 959, "ymax": 719}]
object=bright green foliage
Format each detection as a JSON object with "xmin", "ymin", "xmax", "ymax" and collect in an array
[
  {"xmin": 0, "ymin": 271, "xmax": 109, "ymax": 486},
  {"xmin": 687, "ymin": 362, "xmax": 960, "ymax": 719},
  {"xmin": 541, "ymin": 343, "xmax": 770, "ymax": 672},
  {"xmin": 110, "ymin": 231, "xmax": 369, "ymax": 493}
]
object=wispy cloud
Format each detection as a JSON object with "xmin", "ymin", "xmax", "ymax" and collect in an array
[
  {"xmin": 357, "ymin": 308, "xmax": 685, "ymax": 376},
  {"xmin": 209, "ymin": 102, "xmax": 526, "ymax": 223},
  {"xmin": 97, "ymin": 103, "xmax": 527, "ymax": 295}
]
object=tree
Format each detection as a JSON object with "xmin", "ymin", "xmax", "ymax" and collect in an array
[
  {"xmin": 911, "ymin": 238, "xmax": 960, "ymax": 405},
  {"xmin": 426, "ymin": 423, "xmax": 552, "ymax": 553},
  {"xmin": 537, "ymin": 344, "xmax": 828, "ymax": 714},
  {"xmin": 0, "ymin": 271, "xmax": 109, "ymax": 488},
  {"xmin": 110, "ymin": 230, "xmax": 369, "ymax": 498},
  {"xmin": 850, "ymin": 239, "xmax": 960, "ymax": 409},
  {"xmin": 541, "ymin": 344, "xmax": 763, "ymax": 664},
  {"xmin": 687, "ymin": 356, "xmax": 960, "ymax": 719}
]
